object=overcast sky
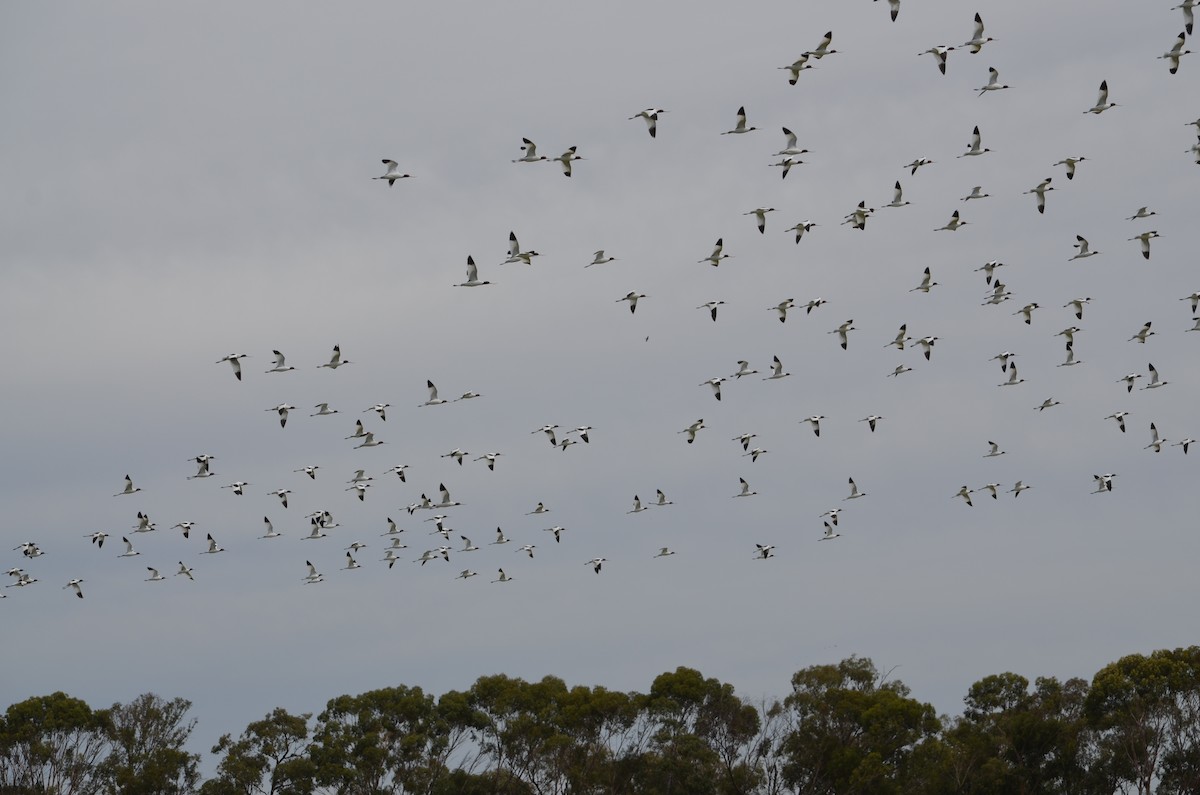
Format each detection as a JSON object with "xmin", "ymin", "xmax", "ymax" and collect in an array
[{"xmin": 2, "ymin": 0, "xmax": 1198, "ymax": 759}]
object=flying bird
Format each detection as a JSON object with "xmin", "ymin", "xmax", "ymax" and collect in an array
[{"xmin": 374, "ymin": 160, "xmax": 412, "ymax": 185}]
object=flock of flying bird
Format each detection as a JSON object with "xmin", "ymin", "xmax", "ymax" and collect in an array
[{"xmin": 6, "ymin": 2, "xmax": 1199, "ymax": 604}]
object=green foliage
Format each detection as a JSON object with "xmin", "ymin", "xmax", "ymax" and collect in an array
[{"xmin": 6, "ymin": 648, "xmax": 1200, "ymax": 794}]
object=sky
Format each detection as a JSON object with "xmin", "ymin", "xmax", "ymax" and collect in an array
[{"xmin": 2, "ymin": 0, "xmax": 1199, "ymax": 762}]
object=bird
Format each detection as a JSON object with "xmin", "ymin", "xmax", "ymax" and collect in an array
[
  {"xmin": 513, "ymin": 138, "xmax": 547, "ymax": 163},
  {"xmin": 679, "ymin": 419, "xmax": 706, "ymax": 444},
  {"xmin": 266, "ymin": 404, "xmax": 295, "ymax": 428},
  {"xmin": 202, "ymin": 533, "xmax": 224, "ymax": 554},
  {"xmin": 804, "ymin": 298, "xmax": 829, "ymax": 315},
  {"xmin": 699, "ymin": 377, "xmax": 726, "ymax": 401},
  {"xmin": 1092, "ymin": 474, "xmax": 1117, "ymax": 494},
  {"xmin": 1174, "ymin": 438, "xmax": 1195, "ymax": 455},
  {"xmin": 698, "ymin": 238, "xmax": 730, "ymax": 267},
  {"xmin": 268, "ymin": 488, "xmax": 291, "ymax": 508},
  {"xmin": 860, "ymin": 416, "xmax": 884, "ymax": 433},
  {"xmin": 961, "ymin": 13, "xmax": 994, "ymax": 53},
  {"xmin": 586, "ymin": 557, "xmax": 607, "ymax": 574},
  {"xmin": 843, "ymin": 201, "xmax": 875, "ymax": 230},
  {"xmin": 628, "ymin": 108, "xmax": 664, "ymax": 138},
  {"xmin": 265, "ymin": 350, "xmax": 295, "ymax": 373},
  {"xmin": 587, "ymin": 250, "xmax": 616, "ymax": 267},
  {"xmin": 491, "ymin": 528, "xmax": 511, "ymax": 545},
  {"xmin": 804, "ymin": 30, "xmax": 837, "ymax": 59},
  {"xmin": 957, "ymin": 126, "xmax": 990, "ymax": 158},
  {"xmin": 754, "ymin": 544, "xmax": 775, "ymax": 560},
  {"xmin": 342, "ymin": 552, "xmax": 361, "ymax": 571},
  {"xmin": 935, "ymin": 210, "xmax": 968, "ymax": 231},
  {"xmin": 516, "ymin": 544, "xmax": 536, "ymax": 559},
  {"xmin": 919, "ymin": 46, "xmax": 954, "ymax": 75},
  {"xmin": 145, "ymin": 567, "xmax": 166, "ymax": 582},
  {"xmin": 770, "ymin": 157, "xmax": 805, "ymax": 179},
  {"xmin": 303, "ymin": 561, "xmax": 324, "ymax": 584},
  {"xmin": 778, "ymin": 57, "xmax": 815, "ymax": 85},
  {"xmin": 1175, "ymin": 1, "xmax": 1197, "ymax": 35},
  {"xmin": 887, "ymin": 365, "xmax": 914, "ymax": 378},
  {"xmin": 503, "ymin": 231, "xmax": 540, "ymax": 264},
  {"xmin": 878, "ymin": 0, "xmax": 900, "ymax": 22},
  {"xmin": 1009, "ymin": 481, "xmax": 1032, "ymax": 497},
  {"xmin": 732, "ymin": 433, "xmax": 757, "ymax": 451},
  {"xmin": 422, "ymin": 380, "xmax": 448, "ymax": 407},
  {"xmin": 916, "ymin": 336, "xmax": 938, "ymax": 360},
  {"xmin": 1085, "ymin": 80, "xmax": 1117, "ymax": 114},
  {"xmin": 720, "ymin": 106, "xmax": 759, "ymax": 135},
  {"xmin": 259, "ymin": 517, "xmax": 281, "ymax": 539},
  {"xmin": 774, "ymin": 128, "xmax": 809, "ymax": 157},
  {"xmin": 734, "ymin": 477, "xmax": 758, "ymax": 498},
  {"xmin": 294, "ymin": 466, "xmax": 319, "ymax": 481},
  {"xmin": 1146, "ymin": 423, "xmax": 1167, "ymax": 452},
  {"xmin": 1159, "ymin": 31, "xmax": 1192, "ymax": 74},
  {"xmin": 1127, "ymin": 207, "xmax": 1157, "ymax": 221},
  {"xmin": 1183, "ymin": 292, "xmax": 1200, "ymax": 314},
  {"xmin": 1058, "ymin": 348, "xmax": 1083, "ymax": 367},
  {"xmin": 977, "ymin": 67, "xmax": 1010, "ymax": 95},
  {"xmin": 974, "ymin": 484, "xmax": 1002, "ymax": 500},
  {"xmin": 910, "ymin": 269, "xmax": 938, "ymax": 293},
  {"xmin": 474, "ymin": 453, "xmax": 502, "ymax": 471},
  {"xmin": 698, "ymin": 301, "xmax": 726, "ymax": 322},
  {"xmin": 744, "ymin": 447, "xmax": 769, "ymax": 462},
  {"xmin": 653, "ymin": 490, "xmax": 673, "ymax": 507},
  {"xmin": 1143, "ymin": 363, "xmax": 1168, "ymax": 390},
  {"xmin": 569, "ymin": 426, "xmax": 593, "ymax": 443},
  {"xmin": 491, "ymin": 569, "xmax": 513, "ymax": 583},
  {"xmin": 455, "ymin": 256, "xmax": 491, "ymax": 288},
  {"xmin": 1117, "ymin": 372, "xmax": 1143, "ymax": 392},
  {"xmin": 1190, "ymin": 317, "xmax": 1200, "ymax": 332},
  {"xmin": 999, "ymin": 363, "xmax": 1025, "ymax": 387},
  {"xmin": 440, "ymin": 448, "xmax": 468, "ymax": 466},
  {"xmin": 1054, "ymin": 156, "xmax": 1087, "ymax": 180},
  {"xmin": 118, "ymin": 537, "xmax": 140, "ymax": 557},
  {"xmin": 1024, "ymin": 178, "xmax": 1054, "ymax": 214},
  {"xmin": 1063, "ymin": 298, "xmax": 1091, "ymax": 320},
  {"xmin": 845, "ymin": 478, "xmax": 867, "ymax": 500},
  {"xmin": 86, "ymin": 531, "xmax": 109, "ymax": 548},
  {"xmin": 764, "ymin": 355, "xmax": 792, "ymax": 380},
  {"xmin": 551, "ymin": 146, "xmax": 584, "ymax": 177},
  {"xmin": 63, "ymin": 579, "xmax": 84, "ymax": 599},
  {"xmin": 801, "ymin": 416, "xmax": 825, "ymax": 437},
  {"xmin": 374, "ymin": 160, "xmax": 412, "ymax": 185},
  {"xmin": 976, "ymin": 260, "xmax": 1005, "ymax": 284},
  {"xmin": 456, "ymin": 569, "xmax": 478, "ymax": 580},
  {"xmin": 1128, "ymin": 322, "xmax": 1156, "ymax": 343},
  {"xmin": 176, "ymin": 562, "xmax": 194, "ymax": 581},
  {"xmin": 617, "ymin": 291, "xmax": 648, "ymax": 313},
  {"xmin": 114, "ymin": 475, "xmax": 142, "ymax": 497},
  {"xmin": 1014, "ymin": 303, "xmax": 1040, "ymax": 325},
  {"xmin": 544, "ymin": 527, "xmax": 565, "ymax": 543},
  {"xmin": 990, "ymin": 351, "xmax": 1016, "ymax": 371},
  {"xmin": 216, "ymin": 353, "xmax": 249, "ymax": 381},
  {"xmin": 954, "ymin": 486, "xmax": 973, "ymax": 507},
  {"xmin": 962, "ymin": 186, "xmax": 990, "ymax": 201},
  {"xmin": 1036, "ymin": 398, "xmax": 1062, "ymax": 412},
  {"xmin": 1070, "ymin": 236, "xmax": 1100, "ymax": 260},
  {"xmin": 654, "ymin": 547, "xmax": 676, "ymax": 558},
  {"xmin": 355, "ymin": 433, "xmax": 384, "ymax": 449},
  {"xmin": 311, "ymin": 403, "xmax": 339, "ymax": 417},
  {"xmin": 744, "ymin": 208, "xmax": 776, "ymax": 235},
  {"xmin": 222, "ymin": 481, "xmax": 250, "ymax": 496},
  {"xmin": 829, "ymin": 320, "xmax": 856, "ymax": 350},
  {"xmin": 1128, "ymin": 230, "xmax": 1160, "ymax": 260},
  {"xmin": 731, "ymin": 361, "xmax": 759, "ymax": 379},
  {"xmin": 886, "ymin": 324, "xmax": 911, "ymax": 350},
  {"xmin": 1105, "ymin": 412, "xmax": 1130, "ymax": 433},
  {"xmin": 317, "ymin": 344, "xmax": 351, "ymax": 370},
  {"xmin": 885, "ymin": 181, "xmax": 912, "ymax": 209}
]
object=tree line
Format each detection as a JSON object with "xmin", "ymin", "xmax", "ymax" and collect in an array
[{"xmin": 3, "ymin": 647, "xmax": 1199, "ymax": 794}]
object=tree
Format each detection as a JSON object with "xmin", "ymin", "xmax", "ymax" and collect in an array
[
  {"xmin": 0, "ymin": 692, "xmax": 109, "ymax": 795},
  {"xmin": 201, "ymin": 708, "xmax": 315, "ymax": 795},
  {"xmin": 100, "ymin": 693, "xmax": 200, "ymax": 795},
  {"xmin": 778, "ymin": 656, "xmax": 939, "ymax": 794}
]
